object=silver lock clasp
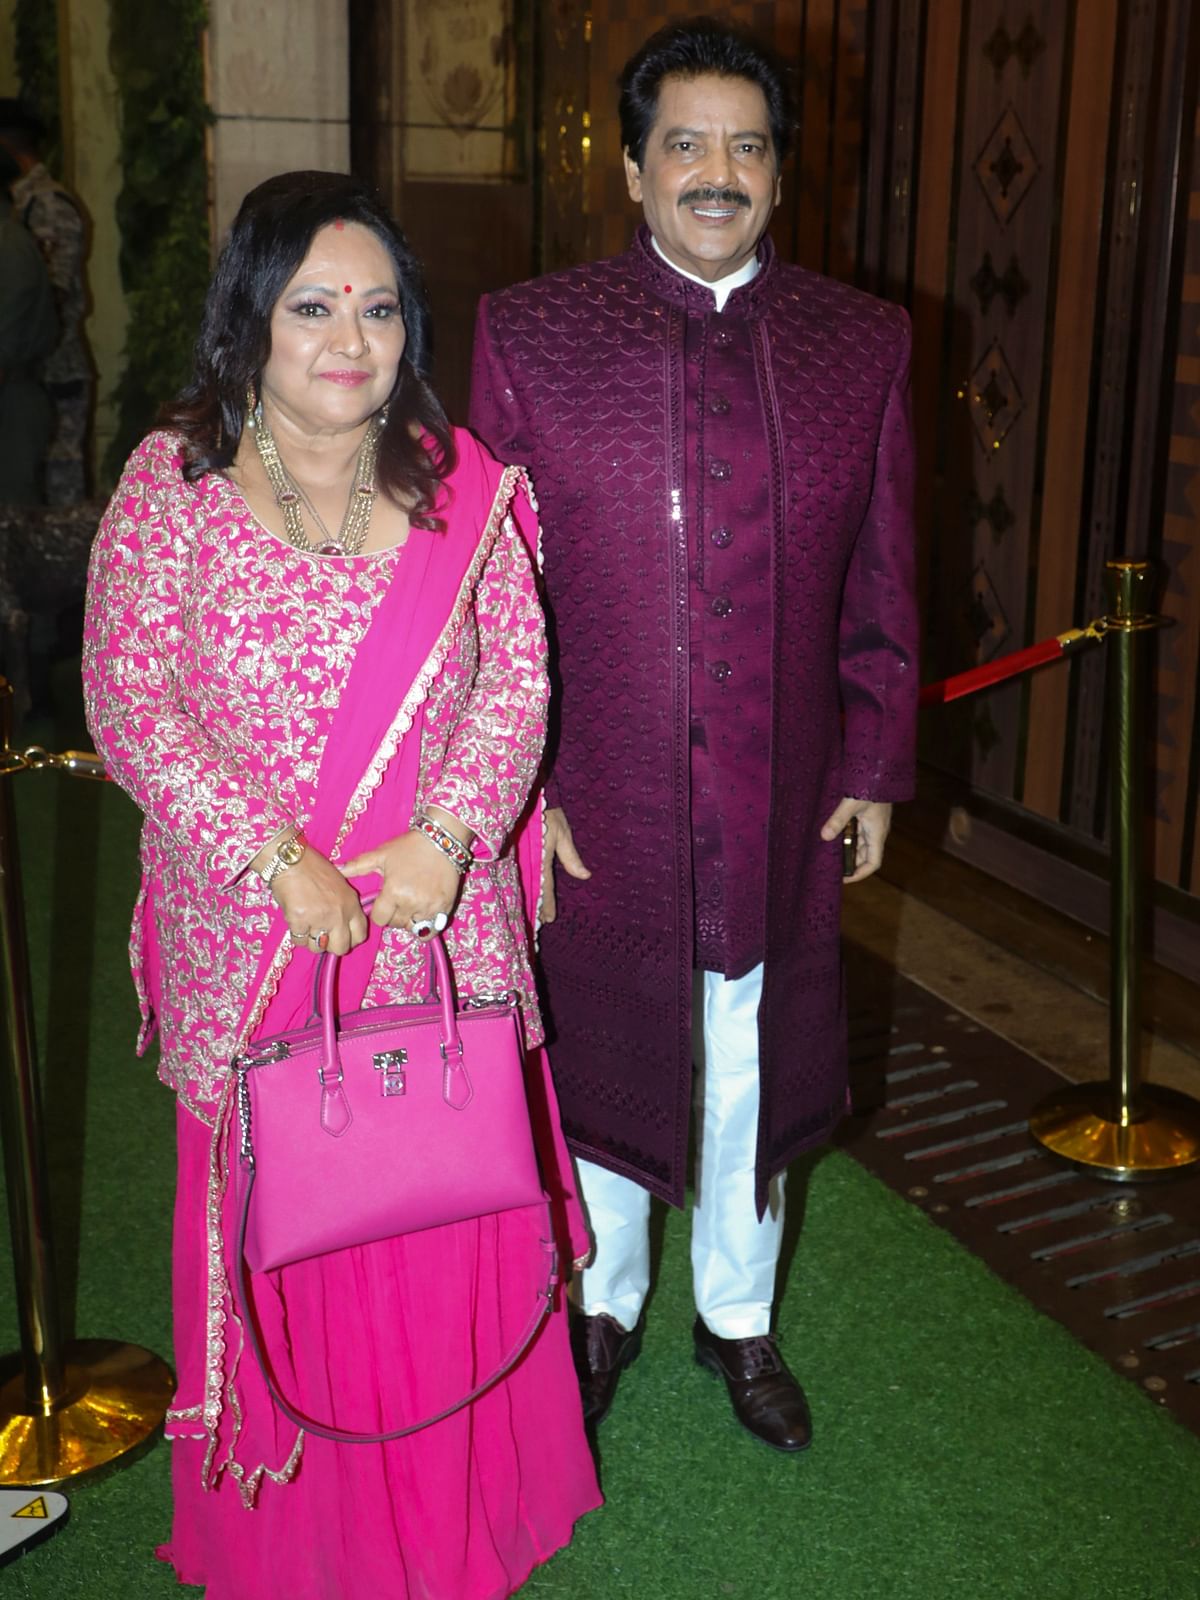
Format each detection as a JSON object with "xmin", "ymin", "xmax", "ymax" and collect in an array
[{"xmin": 373, "ymin": 1048, "xmax": 408, "ymax": 1097}]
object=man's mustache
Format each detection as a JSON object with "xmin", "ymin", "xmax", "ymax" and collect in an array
[{"xmin": 678, "ymin": 187, "xmax": 752, "ymax": 209}]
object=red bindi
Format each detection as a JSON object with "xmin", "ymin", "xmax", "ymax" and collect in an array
[
  {"xmin": 333, "ymin": 218, "xmax": 345, "ymax": 231},
  {"xmin": 343, "ymin": 285, "xmax": 353, "ymax": 294}
]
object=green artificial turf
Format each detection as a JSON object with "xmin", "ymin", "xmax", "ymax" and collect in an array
[{"xmin": 3, "ymin": 710, "xmax": 1199, "ymax": 1598}]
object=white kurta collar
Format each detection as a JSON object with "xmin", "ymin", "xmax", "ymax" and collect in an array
[{"xmin": 650, "ymin": 236, "xmax": 761, "ymax": 313}]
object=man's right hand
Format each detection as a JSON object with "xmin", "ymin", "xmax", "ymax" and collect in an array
[{"xmin": 542, "ymin": 806, "xmax": 591, "ymax": 922}]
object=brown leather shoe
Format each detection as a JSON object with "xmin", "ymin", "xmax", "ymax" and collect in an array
[
  {"xmin": 693, "ymin": 1317, "xmax": 813, "ymax": 1452},
  {"xmin": 570, "ymin": 1311, "xmax": 644, "ymax": 1427}
]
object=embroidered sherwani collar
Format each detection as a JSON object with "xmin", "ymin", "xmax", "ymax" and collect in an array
[
  {"xmin": 649, "ymin": 236, "xmax": 760, "ymax": 311},
  {"xmin": 630, "ymin": 222, "xmax": 776, "ymax": 317}
]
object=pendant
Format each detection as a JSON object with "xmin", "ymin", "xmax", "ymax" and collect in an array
[{"xmin": 253, "ymin": 413, "xmax": 377, "ymax": 559}]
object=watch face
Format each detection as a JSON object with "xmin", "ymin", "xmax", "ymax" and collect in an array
[{"xmin": 279, "ymin": 836, "xmax": 305, "ymax": 867}]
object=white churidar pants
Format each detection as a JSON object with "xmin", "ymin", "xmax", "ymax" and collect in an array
[{"xmin": 574, "ymin": 963, "xmax": 785, "ymax": 1339}]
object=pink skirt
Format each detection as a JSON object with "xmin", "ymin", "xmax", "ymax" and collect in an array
[{"xmin": 158, "ymin": 1104, "xmax": 600, "ymax": 1599}]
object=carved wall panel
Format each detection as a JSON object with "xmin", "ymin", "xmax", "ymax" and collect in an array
[
  {"xmin": 856, "ymin": 0, "xmax": 1200, "ymax": 946},
  {"xmin": 922, "ymin": 5, "xmax": 1068, "ymax": 805}
]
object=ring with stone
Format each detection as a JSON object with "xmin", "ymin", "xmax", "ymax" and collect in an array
[
  {"xmin": 314, "ymin": 930, "xmax": 329, "ymax": 951},
  {"xmin": 411, "ymin": 917, "xmax": 435, "ymax": 937}
]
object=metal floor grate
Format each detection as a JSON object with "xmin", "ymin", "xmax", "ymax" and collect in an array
[{"xmin": 838, "ymin": 945, "xmax": 1200, "ymax": 1436}]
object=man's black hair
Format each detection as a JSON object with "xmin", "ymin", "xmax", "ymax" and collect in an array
[{"xmin": 618, "ymin": 18, "xmax": 795, "ymax": 169}]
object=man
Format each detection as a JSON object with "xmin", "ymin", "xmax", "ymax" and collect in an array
[
  {"xmin": 470, "ymin": 19, "xmax": 917, "ymax": 1453},
  {"xmin": 0, "ymin": 101, "xmax": 91, "ymax": 504}
]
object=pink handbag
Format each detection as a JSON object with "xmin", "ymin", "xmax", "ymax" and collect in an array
[{"xmin": 232, "ymin": 931, "xmax": 556, "ymax": 1443}]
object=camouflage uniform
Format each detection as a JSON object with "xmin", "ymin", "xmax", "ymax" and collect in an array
[{"xmin": 12, "ymin": 162, "xmax": 92, "ymax": 504}]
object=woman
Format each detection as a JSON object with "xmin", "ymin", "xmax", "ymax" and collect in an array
[{"xmin": 83, "ymin": 171, "xmax": 599, "ymax": 1599}]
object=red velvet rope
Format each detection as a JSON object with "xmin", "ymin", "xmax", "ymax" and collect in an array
[
  {"xmin": 4, "ymin": 632, "xmax": 1101, "ymax": 772},
  {"xmin": 918, "ymin": 636, "xmax": 1071, "ymax": 709}
]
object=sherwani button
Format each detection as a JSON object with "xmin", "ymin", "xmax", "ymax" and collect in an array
[
  {"xmin": 711, "ymin": 596, "xmax": 733, "ymax": 618},
  {"xmin": 711, "ymin": 525, "xmax": 734, "ymax": 548},
  {"xmin": 709, "ymin": 459, "xmax": 732, "ymax": 481},
  {"xmin": 710, "ymin": 659, "xmax": 732, "ymax": 683},
  {"xmin": 709, "ymin": 395, "xmax": 731, "ymax": 415}
]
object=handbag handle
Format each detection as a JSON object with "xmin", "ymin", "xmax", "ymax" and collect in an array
[
  {"xmin": 306, "ymin": 908, "xmax": 447, "ymax": 1021},
  {"xmin": 311, "ymin": 906, "xmax": 471, "ymax": 1137},
  {"xmin": 317, "ymin": 930, "xmax": 459, "ymax": 1052},
  {"xmin": 233, "ymin": 1168, "xmax": 558, "ymax": 1444}
]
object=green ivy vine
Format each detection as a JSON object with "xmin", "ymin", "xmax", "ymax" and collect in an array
[{"xmin": 104, "ymin": 0, "xmax": 212, "ymax": 481}]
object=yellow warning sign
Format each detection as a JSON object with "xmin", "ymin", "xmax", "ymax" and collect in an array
[{"xmin": 12, "ymin": 1498, "xmax": 47, "ymax": 1519}]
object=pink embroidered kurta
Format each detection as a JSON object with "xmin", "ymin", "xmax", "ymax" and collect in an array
[
  {"xmin": 84, "ymin": 430, "xmax": 547, "ymax": 1119},
  {"xmin": 82, "ymin": 428, "xmax": 599, "ymax": 1600}
]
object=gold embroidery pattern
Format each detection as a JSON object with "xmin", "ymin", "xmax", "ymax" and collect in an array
[{"xmin": 85, "ymin": 432, "xmax": 398, "ymax": 1112}]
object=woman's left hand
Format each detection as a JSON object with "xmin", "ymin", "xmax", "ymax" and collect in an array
[{"xmin": 339, "ymin": 832, "xmax": 461, "ymax": 937}]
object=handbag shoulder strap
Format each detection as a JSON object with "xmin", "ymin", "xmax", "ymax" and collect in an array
[{"xmin": 233, "ymin": 1165, "xmax": 558, "ymax": 1444}]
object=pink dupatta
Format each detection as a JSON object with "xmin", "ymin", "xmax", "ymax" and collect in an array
[{"xmin": 238, "ymin": 431, "xmax": 515, "ymax": 1048}]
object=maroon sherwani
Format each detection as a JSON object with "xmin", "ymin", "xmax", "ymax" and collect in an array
[{"xmin": 470, "ymin": 226, "xmax": 917, "ymax": 1214}]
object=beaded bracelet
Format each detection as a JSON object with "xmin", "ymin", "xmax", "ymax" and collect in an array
[{"xmin": 412, "ymin": 810, "xmax": 473, "ymax": 875}]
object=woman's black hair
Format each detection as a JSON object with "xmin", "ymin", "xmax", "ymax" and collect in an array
[
  {"xmin": 160, "ymin": 170, "xmax": 455, "ymax": 528},
  {"xmin": 618, "ymin": 18, "xmax": 795, "ymax": 169}
]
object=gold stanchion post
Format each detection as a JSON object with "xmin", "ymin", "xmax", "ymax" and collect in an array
[
  {"xmin": 0, "ymin": 678, "xmax": 174, "ymax": 1486},
  {"xmin": 1030, "ymin": 562, "xmax": 1200, "ymax": 1178}
]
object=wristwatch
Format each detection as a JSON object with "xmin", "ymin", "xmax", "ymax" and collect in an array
[{"xmin": 258, "ymin": 828, "xmax": 306, "ymax": 888}]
